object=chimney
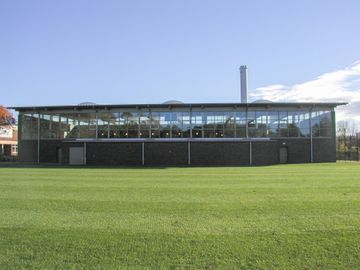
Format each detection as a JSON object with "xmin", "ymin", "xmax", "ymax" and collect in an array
[{"xmin": 240, "ymin": 65, "xmax": 248, "ymax": 103}]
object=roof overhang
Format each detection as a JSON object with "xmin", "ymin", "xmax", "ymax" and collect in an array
[{"xmin": 9, "ymin": 102, "xmax": 348, "ymax": 112}]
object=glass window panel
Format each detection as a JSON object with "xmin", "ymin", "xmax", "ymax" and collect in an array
[
  {"xmin": 150, "ymin": 111, "xmax": 183, "ymax": 138},
  {"xmin": 214, "ymin": 128, "xmax": 224, "ymax": 138},
  {"xmin": 39, "ymin": 114, "xmax": 51, "ymax": 139},
  {"xmin": 62, "ymin": 112, "xmax": 97, "ymax": 139},
  {"xmin": 312, "ymin": 110, "xmax": 331, "ymax": 137},
  {"xmin": 279, "ymin": 111, "xmax": 288, "ymax": 137},
  {"xmin": 125, "ymin": 112, "xmax": 139, "ymax": 138},
  {"xmin": 114, "ymin": 112, "xmax": 128, "ymax": 138},
  {"xmin": 223, "ymin": 112, "xmax": 235, "ymax": 137},
  {"xmin": 160, "ymin": 129, "xmax": 171, "ymax": 138},
  {"xmin": 288, "ymin": 127, "xmax": 299, "ymax": 137},
  {"xmin": 59, "ymin": 114, "xmax": 69, "ymax": 139},
  {"xmin": 288, "ymin": 112, "xmax": 300, "ymax": 137},
  {"xmin": 170, "ymin": 112, "xmax": 182, "ymax": 138},
  {"xmin": 109, "ymin": 112, "xmax": 121, "ymax": 138},
  {"xmin": 268, "ymin": 111, "xmax": 279, "ymax": 137},
  {"xmin": 299, "ymin": 112, "xmax": 310, "ymax": 137},
  {"xmin": 139, "ymin": 111, "xmax": 150, "ymax": 138},
  {"xmin": 48, "ymin": 115, "xmax": 61, "ymax": 139},
  {"xmin": 127, "ymin": 128, "xmax": 138, "ymax": 138},
  {"xmin": 203, "ymin": 112, "xmax": 215, "ymax": 138},
  {"xmin": 97, "ymin": 113, "xmax": 109, "ymax": 138},
  {"xmin": 159, "ymin": 112, "xmax": 171, "ymax": 138},
  {"xmin": 319, "ymin": 111, "xmax": 331, "ymax": 129},
  {"xmin": 191, "ymin": 111, "xmax": 203, "ymax": 138},
  {"xmin": 203, "ymin": 128, "xmax": 214, "ymax": 138},
  {"xmin": 77, "ymin": 113, "xmax": 97, "ymax": 139},
  {"xmin": 279, "ymin": 111, "xmax": 288, "ymax": 128},
  {"xmin": 320, "ymin": 128, "xmax": 331, "ymax": 137},
  {"xmin": 150, "ymin": 112, "xmax": 160, "ymax": 138},
  {"xmin": 20, "ymin": 113, "xmax": 38, "ymax": 140},
  {"xmin": 235, "ymin": 111, "xmax": 246, "ymax": 138},
  {"xmin": 66, "ymin": 114, "xmax": 79, "ymax": 138},
  {"xmin": 192, "ymin": 128, "xmax": 202, "ymax": 138},
  {"xmin": 182, "ymin": 112, "xmax": 191, "ymax": 138},
  {"xmin": 181, "ymin": 112, "xmax": 191, "ymax": 138},
  {"xmin": 255, "ymin": 111, "xmax": 267, "ymax": 137},
  {"xmin": 247, "ymin": 110, "xmax": 257, "ymax": 137},
  {"xmin": 311, "ymin": 111, "xmax": 321, "ymax": 137},
  {"xmin": 151, "ymin": 129, "xmax": 160, "ymax": 138},
  {"xmin": 170, "ymin": 111, "xmax": 189, "ymax": 138},
  {"xmin": 247, "ymin": 111, "xmax": 256, "ymax": 128}
]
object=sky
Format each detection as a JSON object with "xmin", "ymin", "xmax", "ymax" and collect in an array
[{"xmin": 1, "ymin": 0, "xmax": 360, "ymax": 122}]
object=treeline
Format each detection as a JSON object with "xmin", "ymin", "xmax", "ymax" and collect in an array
[{"xmin": 336, "ymin": 120, "xmax": 360, "ymax": 161}]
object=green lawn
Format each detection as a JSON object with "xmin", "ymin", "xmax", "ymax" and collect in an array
[{"xmin": 0, "ymin": 163, "xmax": 360, "ymax": 269}]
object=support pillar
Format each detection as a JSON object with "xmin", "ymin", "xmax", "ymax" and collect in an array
[
  {"xmin": 83, "ymin": 142, "xmax": 87, "ymax": 165},
  {"xmin": 142, "ymin": 142, "xmax": 145, "ymax": 165},
  {"xmin": 249, "ymin": 140, "xmax": 252, "ymax": 166},
  {"xmin": 188, "ymin": 141, "xmax": 191, "ymax": 165},
  {"xmin": 37, "ymin": 114, "xmax": 40, "ymax": 164},
  {"xmin": 310, "ymin": 108, "xmax": 313, "ymax": 163}
]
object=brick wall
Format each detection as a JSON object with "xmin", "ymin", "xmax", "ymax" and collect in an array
[
  {"xmin": 277, "ymin": 139, "xmax": 311, "ymax": 163},
  {"xmin": 87, "ymin": 142, "xmax": 142, "ymax": 165},
  {"xmin": 144, "ymin": 142, "xmax": 188, "ymax": 166},
  {"xmin": 190, "ymin": 142, "xmax": 251, "ymax": 166},
  {"xmin": 18, "ymin": 140, "xmax": 37, "ymax": 162},
  {"xmin": 313, "ymin": 138, "xmax": 336, "ymax": 162},
  {"xmin": 252, "ymin": 141, "xmax": 280, "ymax": 165},
  {"xmin": 18, "ymin": 138, "xmax": 336, "ymax": 166}
]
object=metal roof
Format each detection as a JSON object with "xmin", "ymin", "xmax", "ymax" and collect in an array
[{"xmin": 9, "ymin": 102, "xmax": 347, "ymax": 112}]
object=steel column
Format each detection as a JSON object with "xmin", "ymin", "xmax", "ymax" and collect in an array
[
  {"xmin": 310, "ymin": 108, "xmax": 313, "ymax": 163},
  {"xmin": 249, "ymin": 140, "xmax": 252, "ymax": 166},
  {"xmin": 188, "ymin": 141, "xmax": 191, "ymax": 165},
  {"xmin": 142, "ymin": 142, "xmax": 145, "ymax": 165},
  {"xmin": 37, "ymin": 113, "xmax": 40, "ymax": 164}
]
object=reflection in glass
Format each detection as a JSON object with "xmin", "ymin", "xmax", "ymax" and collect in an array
[
  {"xmin": 19, "ymin": 108, "xmax": 333, "ymax": 140},
  {"xmin": 268, "ymin": 111, "xmax": 279, "ymax": 137},
  {"xmin": 191, "ymin": 111, "xmax": 203, "ymax": 138},
  {"xmin": 235, "ymin": 111, "xmax": 246, "ymax": 138}
]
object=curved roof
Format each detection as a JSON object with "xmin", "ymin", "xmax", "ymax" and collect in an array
[
  {"xmin": 78, "ymin": 102, "xmax": 97, "ymax": 106},
  {"xmin": 162, "ymin": 100, "xmax": 184, "ymax": 105},
  {"xmin": 252, "ymin": 99, "xmax": 273, "ymax": 104}
]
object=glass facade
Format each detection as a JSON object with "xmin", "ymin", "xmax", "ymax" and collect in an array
[{"xmin": 19, "ymin": 107, "xmax": 333, "ymax": 140}]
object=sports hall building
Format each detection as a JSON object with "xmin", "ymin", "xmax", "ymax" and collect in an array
[
  {"xmin": 12, "ymin": 101, "xmax": 344, "ymax": 166},
  {"xmin": 11, "ymin": 67, "xmax": 346, "ymax": 166}
]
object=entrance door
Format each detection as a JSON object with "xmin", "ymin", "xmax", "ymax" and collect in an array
[
  {"xmin": 279, "ymin": 146, "xmax": 288, "ymax": 164},
  {"xmin": 69, "ymin": 147, "xmax": 84, "ymax": 165},
  {"xmin": 56, "ymin": 147, "xmax": 62, "ymax": 164}
]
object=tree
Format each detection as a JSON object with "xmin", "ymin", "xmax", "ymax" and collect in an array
[
  {"xmin": 337, "ymin": 120, "xmax": 360, "ymax": 151},
  {"xmin": 0, "ymin": 106, "xmax": 15, "ymax": 126}
]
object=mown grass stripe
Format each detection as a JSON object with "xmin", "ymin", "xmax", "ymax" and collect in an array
[{"xmin": 0, "ymin": 163, "xmax": 359, "ymax": 269}]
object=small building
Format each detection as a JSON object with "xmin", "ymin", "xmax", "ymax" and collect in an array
[
  {"xmin": 0, "ymin": 125, "xmax": 18, "ymax": 158},
  {"xmin": 11, "ymin": 101, "xmax": 345, "ymax": 166}
]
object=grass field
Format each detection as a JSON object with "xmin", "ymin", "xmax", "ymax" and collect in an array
[{"xmin": 0, "ymin": 163, "xmax": 360, "ymax": 269}]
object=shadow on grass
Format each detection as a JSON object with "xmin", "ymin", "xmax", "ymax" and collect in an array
[
  {"xmin": 1, "ymin": 162, "xmax": 349, "ymax": 170},
  {"xmin": 0, "ymin": 161, "xmax": 282, "ymax": 169}
]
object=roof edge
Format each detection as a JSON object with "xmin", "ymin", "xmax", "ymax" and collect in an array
[{"xmin": 9, "ymin": 102, "xmax": 348, "ymax": 111}]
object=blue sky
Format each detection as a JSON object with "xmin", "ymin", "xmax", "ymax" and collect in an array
[{"xmin": 1, "ymin": 0, "xmax": 360, "ymax": 119}]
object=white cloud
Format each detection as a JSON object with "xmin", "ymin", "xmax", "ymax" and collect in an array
[{"xmin": 250, "ymin": 62, "xmax": 360, "ymax": 125}]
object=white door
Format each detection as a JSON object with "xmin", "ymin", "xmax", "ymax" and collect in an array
[{"xmin": 69, "ymin": 147, "xmax": 84, "ymax": 165}]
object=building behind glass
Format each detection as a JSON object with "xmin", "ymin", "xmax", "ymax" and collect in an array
[{"xmin": 12, "ymin": 102, "xmax": 345, "ymax": 166}]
